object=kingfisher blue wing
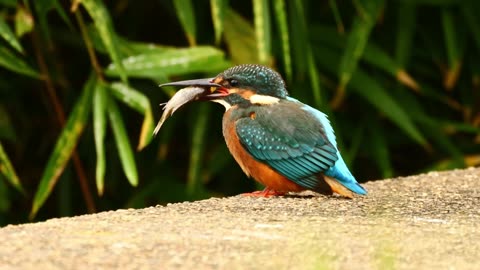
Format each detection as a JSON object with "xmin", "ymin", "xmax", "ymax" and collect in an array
[{"xmin": 235, "ymin": 101, "xmax": 339, "ymax": 190}]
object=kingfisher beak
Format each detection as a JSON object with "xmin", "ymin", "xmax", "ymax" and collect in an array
[
  {"xmin": 159, "ymin": 78, "xmax": 229, "ymax": 100},
  {"xmin": 159, "ymin": 78, "xmax": 219, "ymax": 88}
]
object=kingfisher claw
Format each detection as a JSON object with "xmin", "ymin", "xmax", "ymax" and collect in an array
[{"xmin": 241, "ymin": 188, "xmax": 286, "ymax": 197}]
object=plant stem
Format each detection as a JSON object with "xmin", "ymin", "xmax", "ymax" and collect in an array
[{"xmin": 30, "ymin": 13, "xmax": 96, "ymax": 214}]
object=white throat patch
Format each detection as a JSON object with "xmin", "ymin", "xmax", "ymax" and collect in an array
[
  {"xmin": 249, "ymin": 94, "xmax": 280, "ymax": 105},
  {"xmin": 211, "ymin": 99, "xmax": 231, "ymax": 111}
]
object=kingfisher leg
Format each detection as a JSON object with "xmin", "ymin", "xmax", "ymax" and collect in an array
[{"xmin": 241, "ymin": 188, "xmax": 286, "ymax": 197}]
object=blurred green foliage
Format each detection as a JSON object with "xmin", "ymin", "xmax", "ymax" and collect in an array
[{"xmin": 0, "ymin": 0, "xmax": 479, "ymax": 224}]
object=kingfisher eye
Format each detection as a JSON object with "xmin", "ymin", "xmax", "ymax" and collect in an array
[{"xmin": 228, "ymin": 79, "xmax": 239, "ymax": 87}]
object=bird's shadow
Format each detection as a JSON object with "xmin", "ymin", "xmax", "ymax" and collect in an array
[{"xmin": 280, "ymin": 192, "xmax": 352, "ymax": 200}]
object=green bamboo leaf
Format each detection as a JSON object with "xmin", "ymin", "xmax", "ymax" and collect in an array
[
  {"xmin": 0, "ymin": 105, "xmax": 15, "ymax": 141},
  {"xmin": 14, "ymin": 6, "xmax": 33, "ymax": 38},
  {"xmin": 400, "ymin": 0, "xmax": 460, "ymax": 6},
  {"xmin": 344, "ymin": 124, "xmax": 365, "ymax": 166},
  {"xmin": 106, "ymin": 46, "xmax": 229, "ymax": 79},
  {"xmin": 110, "ymin": 82, "xmax": 155, "ymax": 150},
  {"xmin": 0, "ymin": 45, "xmax": 40, "ymax": 78},
  {"xmin": 310, "ymin": 25, "xmax": 419, "ymax": 92},
  {"xmin": 34, "ymin": 0, "xmax": 74, "ymax": 42},
  {"xmin": 349, "ymin": 71, "xmax": 426, "ymax": 145},
  {"xmin": 289, "ymin": 0, "xmax": 322, "ymax": 103},
  {"xmin": 210, "ymin": 0, "xmax": 226, "ymax": 45},
  {"xmin": 223, "ymin": 9, "xmax": 258, "ymax": 64},
  {"xmin": 273, "ymin": 0, "xmax": 292, "ymax": 81},
  {"xmin": 462, "ymin": 2, "xmax": 480, "ymax": 53},
  {"xmin": 30, "ymin": 75, "xmax": 95, "ymax": 219},
  {"xmin": 253, "ymin": 0, "xmax": 272, "ymax": 65},
  {"xmin": 0, "ymin": 16, "xmax": 23, "ymax": 53},
  {"xmin": 314, "ymin": 47, "xmax": 426, "ymax": 146},
  {"xmin": 86, "ymin": 25, "xmax": 174, "ymax": 57},
  {"xmin": 187, "ymin": 104, "xmax": 210, "ymax": 195},
  {"xmin": 441, "ymin": 8, "xmax": 462, "ymax": 90},
  {"xmin": 328, "ymin": 0, "xmax": 345, "ymax": 34},
  {"xmin": 173, "ymin": 0, "xmax": 197, "ymax": 46},
  {"xmin": 0, "ymin": 0, "xmax": 16, "ymax": 7},
  {"xmin": 81, "ymin": 0, "xmax": 127, "ymax": 83},
  {"xmin": 0, "ymin": 180, "xmax": 11, "ymax": 212},
  {"xmin": 93, "ymin": 80, "xmax": 108, "ymax": 196},
  {"xmin": 395, "ymin": 3, "xmax": 416, "ymax": 68},
  {"xmin": 368, "ymin": 119, "xmax": 393, "ymax": 178},
  {"xmin": 333, "ymin": 0, "xmax": 384, "ymax": 108},
  {"xmin": 0, "ymin": 141, "xmax": 23, "ymax": 193},
  {"xmin": 363, "ymin": 43, "xmax": 419, "ymax": 91},
  {"xmin": 107, "ymin": 98, "xmax": 138, "ymax": 187},
  {"xmin": 289, "ymin": 0, "xmax": 308, "ymax": 75},
  {"xmin": 306, "ymin": 48, "xmax": 323, "ymax": 108}
]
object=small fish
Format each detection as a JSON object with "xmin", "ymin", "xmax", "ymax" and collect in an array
[{"xmin": 153, "ymin": 86, "xmax": 207, "ymax": 135}]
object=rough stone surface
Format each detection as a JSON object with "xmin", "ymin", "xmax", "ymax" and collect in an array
[{"xmin": 0, "ymin": 168, "xmax": 479, "ymax": 269}]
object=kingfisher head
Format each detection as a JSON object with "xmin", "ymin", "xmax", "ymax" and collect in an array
[{"xmin": 161, "ymin": 64, "xmax": 288, "ymax": 109}]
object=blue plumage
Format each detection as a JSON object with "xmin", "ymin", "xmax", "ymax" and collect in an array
[
  {"xmin": 295, "ymin": 98, "xmax": 367, "ymax": 195},
  {"xmin": 235, "ymin": 98, "xmax": 367, "ymax": 195}
]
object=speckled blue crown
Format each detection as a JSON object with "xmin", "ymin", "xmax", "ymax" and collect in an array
[{"xmin": 220, "ymin": 64, "xmax": 288, "ymax": 98}]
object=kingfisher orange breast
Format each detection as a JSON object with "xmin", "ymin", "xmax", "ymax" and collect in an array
[{"xmin": 222, "ymin": 107, "xmax": 305, "ymax": 192}]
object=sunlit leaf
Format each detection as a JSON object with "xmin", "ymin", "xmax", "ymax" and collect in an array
[
  {"xmin": 253, "ymin": 0, "xmax": 272, "ymax": 65},
  {"xmin": 441, "ymin": 8, "xmax": 463, "ymax": 90},
  {"xmin": 14, "ymin": 6, "xmax": 33, "ymax": 38},
  {"xmin": 363, "ymin": 43, "xmax": 419, "ymax": 91},
  {"xmin": 0, "ymin": 141, "xmax": 23, "ymax": 193},
  {"xmin": 30, "ymin": 75, "xmax": 95, "ymax": 219},
  {"xmin": 173, "ymin": 0, "xmax": 197, "ymax": 46},
  {"xmin": 273, "ymin": 0, "xmax": 292, "ymax": 81},
  {"xmin": 210, "ymin": 0, "xmax": 226, "ymax": 45},
  {"xmin": 93, "ymin": 80, "xmax": 108, "ymax": 195},
  {"xmin": 0, "ymin": 45, "xmax": 39, "ymax": 78},
  {"xmin": 110, "ymin": 82, "xmax": 155, "ymax": 150},
  {"xmin": 0, "ymin": 16, "xmax": 23, "ymax": 53},
  {"xmin": 80, "ymin": 0, "xmax": 127, "ymax": 83},
  {"xmin": 223, "ymin": 9, "xmax": 258, "ymax": 64},
  {"xmin": 107, "ymin": 98, "xmax": 138, "ymax": 187},
  {"xmin": 106, "ymin": 46, "xmax": 229, "ymax": 79}
]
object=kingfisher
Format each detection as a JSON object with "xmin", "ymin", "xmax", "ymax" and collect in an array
[{"xmin": 159, "ymin": 64, "xmax": 367, "ymax": 198}]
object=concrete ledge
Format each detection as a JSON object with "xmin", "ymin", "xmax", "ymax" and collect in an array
[{"xmin": 0, "ymin": 168, "xmax": 479, "ymax": 269}]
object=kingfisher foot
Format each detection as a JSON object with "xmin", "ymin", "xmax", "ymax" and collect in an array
[{"xmin": 241, "ymin": 188, "xmax": 286, "ymax": 197}]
